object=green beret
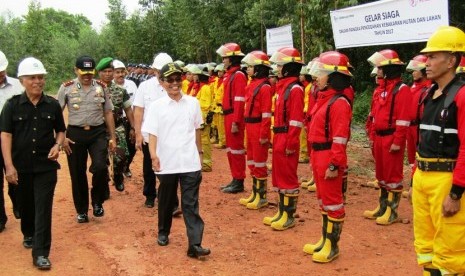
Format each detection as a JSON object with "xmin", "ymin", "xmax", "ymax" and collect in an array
[{"xmin": 96, "ymin": 57, "xmax": 114, "ymax": 71}]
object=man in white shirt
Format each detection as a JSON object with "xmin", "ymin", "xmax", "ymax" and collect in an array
[
  {"xmin": 142, "ymin": 62, "xmax": 210, "ymax": 259},
  {"xmin": 0, "ymin": 50, "xmax": 23, "ymax": 232},
  {"xmin": 133, "ymin": 53, "xmax": 172, "ymax": 207}
]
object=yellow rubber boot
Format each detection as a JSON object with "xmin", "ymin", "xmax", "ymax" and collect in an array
[
  {"xmin": 303, "ymin": 213, "xmax": 328, "ymax": 255},
  {"xmin": 271, "ymin": 193, "xmax": 298, "ymax": 231},
  {"xmin": 246, "ymin": 178, "xmax": 268, "ymax": 210},
  {"xmin": 301, "ymin": 176, "xmax": 314, "ymax": 189},
  {"xmin": 239, "ymin": 177, "xmax": 257, "ymax": 206},
  {"xmin": 376, "ymin": 190, "xmax": 402, "ymax": 225},
  {"xmin": 363, "ymin": 187, "xmax": 388, "ymax": 219},
  {"xmin": 365, "ymin": 179, "xmax": 379, "ymax": 189},
  {"xmin": 307, "ymin": 182, "xmax": 317, "ymax": 192},
  {"xmin": 263, "ymin": 193, "xmax": 284, "ymax": 226},
  {"xmin": 312, "ymin": 217, "xmax": 343, "ymax": 263}
]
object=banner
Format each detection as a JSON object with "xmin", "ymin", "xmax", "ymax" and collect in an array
[
  {"xmin": 330, "ymin": 0, "xmax": 449, "ymax": 49},
  {"xmin": 266, "ymin": 24, "xmax": 294, "ymax": 55}
]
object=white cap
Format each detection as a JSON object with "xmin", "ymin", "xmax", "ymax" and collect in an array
[
  {"xmin": 151, "ymin": 53, "xmax": 173, "ymax": 70},
  {"xmin": 17, "ymin": 57, "xmax": 47, "ymax": 77},
  {"xmin": 0, "ymin": 51, "xmax": 8, "ymax": 72},
  {"xmin": 112, "ymin": 59, "xmax": 126, "ymax": 69}
]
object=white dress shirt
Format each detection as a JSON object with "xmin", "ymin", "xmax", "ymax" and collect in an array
[{"xmin": 0, "ymin": 76, "xmax": 23, "ymax": 112}]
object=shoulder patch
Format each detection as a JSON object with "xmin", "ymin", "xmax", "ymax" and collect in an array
[
  {"xmin": 95, "ymin": 79, "xmax": 107, "ymax": 88},
  {"xmin": 62, "ymin": 80, "xmax": 74, "ymax": 87}
]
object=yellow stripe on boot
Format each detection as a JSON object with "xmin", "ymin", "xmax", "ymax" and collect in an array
[
  {"xmin": 263, "ymin": 192, "xmax": 284, "ymax": 226},
  {"xmin": 376, "ymin": 190, "xmax": 402, "ymax": 225},
  {"xmin": 303, "ymin": 213, "xmax": 328, "ymax": 255},
  {"xmin": 239, "ymin": 177, "xmax": 257, "ymax": 206},
  {"xmin": 271, "ymin": 193, "xmax": 298, "ymax": 231},
  {"xmin": 312, "ymin": 217, "xmax": 343, "ymax": 263},
  {"xmin": 247, "ymin": 178, "xmax": 268, "ymax": 210}
]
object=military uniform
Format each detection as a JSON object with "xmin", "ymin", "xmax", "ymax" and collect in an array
[{"xmin": 57, "ymin": 78, "xmax": 113, "ymax": 219}]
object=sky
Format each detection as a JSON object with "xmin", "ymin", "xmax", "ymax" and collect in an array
[{"xmin": 1, "ymin": 0, "xmax": 142, "ymax": 31}]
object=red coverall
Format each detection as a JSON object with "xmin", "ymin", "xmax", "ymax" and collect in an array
[
  {"xmin": 222, "ymin": 65, "xmax": 247, "ymax": 180},
  {"xmin": 272, "ymin": 77, "xmax": 304, "ymax": 190},
  {"xmin": 244, "ymin": 78, "xmax": 272, "ymax": 178},
  {"xmin": 406, "ymin": 79, "xmax": 432, "ymax": 165},
  {"xmin": 370, "ymin": 78, "xmax": 412, "ymax": 191},
  {"xmin": 308, "ymin": 88, "xmax": 352, "ymax": 218}
]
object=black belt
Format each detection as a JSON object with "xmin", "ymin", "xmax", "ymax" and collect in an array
[
  {"xmin": 417, "ymin": 160, "xmax": 456, "ymax": 172},
  {"xmin": 245, "ymin": 117, "xmax": 262, "ymax": 123},
  {"xmin": 312, "ymin": 142, "xmax": 332, "ymax": 151},
  {"xmin": 68, "ymin": 124, "xmax": 105, "ymax": 131},
  {"xmin": 223, "ymin": 108, "xmax": 234, "ymax": 115},
  {"xmin": 375, "ymin": 128, "xmax": 395, "ymax": 136},
  {"xmin": 273, "ymin": 126, "xmax": 288, "ymax": 133}
]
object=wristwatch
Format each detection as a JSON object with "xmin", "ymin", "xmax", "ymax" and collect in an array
[
  {"xmin": 449, "ymin": 191, "xmax": 462, "ymax": 200},
  {"xmin": 328, "ymin": 163, "xmax": 338, "ymax": 172}
]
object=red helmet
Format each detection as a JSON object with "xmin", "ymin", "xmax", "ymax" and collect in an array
[
  {"xmin": 269, "ymin": 47, "xmax": 304, "ymax": 65},
  {"xmin": 406, "ymin": 55, "xmax": 427, "ymax": 72},
  {"xmin": 457, "ymin": 55, "xmax": 465, "ymax": 74},
  {"xmin": 368, "ymin": 49, "xmax": 404, "ymax": 67},
  {"xmin": 216, "ymin": 43, "xmax": 245, "ymax": 57},
  {"xmin": 241, "ymin": 50, "xmax": 271, "ymax": 67},
  {"xmin": 308, "ymin": 51, "xmax": 353, "ymax": 77}
]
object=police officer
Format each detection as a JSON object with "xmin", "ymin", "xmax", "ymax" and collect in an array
[
  {"xmin": 1, "ymin": 57, "xmax": 66, "ymax": 270},
  {"xmin": 57, "ymin": 56, "xmax": 116, "ymax": 223},
  {"xmin": 96, "ymin": 57, "xmax": 135, "ymax": 192},
  {"xmin": 0, "ymin": 50, "xmax": 22, "ymax": 232}
]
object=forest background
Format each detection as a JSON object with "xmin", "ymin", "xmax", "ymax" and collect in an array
[{"xmin": 0, "ymin": 0, "xmax": 463, "ymax": 124}]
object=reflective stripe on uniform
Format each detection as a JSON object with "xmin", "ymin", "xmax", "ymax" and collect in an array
[
  {"xmin": 234, "ymin": 96, "xmax": 245, "ymax": 102},
  {"xmin": 262, "ymin": 112, "xmax": 272, "ymax": 118},
  {"xmin": 226, "ymin": 148, "xmax": 246, "ymax": 155},
  {"xmin": 396, "ymin": 120, "xmax": 410, "ymax": 126},
  {"xmin": 323, "ymin": 203, "xmax": 344, "ymax": 212},
  {"xmin": 333, "ymin": 137, "xmax": 348, "ymax": 144},
  {"xmin": 289, "ymin": 120, "xmax": 303, "ymax": 127},
  {"xmin": 420, "ymin": 124, "xmax": 458, "ymax": 134},
  {"xmin": 254, "ymin": 162, "xmax": 267, "ymax": 168},
  {"xmin": 417, "ymin": 253, "xmax": 433, "ymax": 265},
  {"xmin": 386, "ymin": 182, "xmax": 403, "ymax": 189},
  {"xmin": 246, "ymin": 160, "xmax": 254, "ymax": 166}
]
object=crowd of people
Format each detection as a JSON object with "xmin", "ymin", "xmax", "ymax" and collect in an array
[{"xmin": 0, "ymin": 24, "xmax": 464, "ymax": 274}]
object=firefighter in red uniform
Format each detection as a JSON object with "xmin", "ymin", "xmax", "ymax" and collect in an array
[
  {"xmin": 365, "ymin": 68, "xmax": 381, "ymax": 189},
  {"xmin": 216, "ymin": 43, "xmax": 248, "ymax": 193},
  {"xmin": 412, "ymin": 26, "xmax": 465, "ymax": 276},
  {"xmin": 406, "ymin": 55, "xmax": 432, "ymax": 168},
  {"xmin": 364, "ymin": 49, "xmax": 413, "ymax": 225},
  {"xmin": 238, "ymin": 51, "xmax": 272, "ymax": 209},
  {"xmin": 303, "ymin": 51, "xmax": 353, "ymax": 263},
  {"xmin": 262, "ymin": 47, "xmax": 304, "ymax": 230}
]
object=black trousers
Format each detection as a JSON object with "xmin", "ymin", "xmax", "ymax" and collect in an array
[
  {"xmin": 157, "ymin": 171, "xmax": 204, "ymax": 246},
  {"xmin": 67, "ymin": 125, "xmax": 108, "ymax": 214},
  {"xmin": 123, "ymin": 119, "xmax": 136, "ymax": 171},
  {"xmin": 18, "ymin": 170, "xmax": 57, "ymax": 258},
  {"xmin": 0, "ymin": 152, "xmax": 18, "ymax": 225},
  {"xmin": 142, "ymin": 143, "xmax": 156, "ymax": 199}
]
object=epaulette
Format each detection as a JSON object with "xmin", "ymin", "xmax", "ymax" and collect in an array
[
  {"xmin": 62, "ymin": 80, "xmax": 74, "ymax": 87},
  {"xmin": 95, "ymin": 79, "xmax": 107, "ymax": 88}
]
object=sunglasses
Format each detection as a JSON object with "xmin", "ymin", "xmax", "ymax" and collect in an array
[{"xmin": 165, "ymin": 76, "xmax": 182, "ymax": 83}]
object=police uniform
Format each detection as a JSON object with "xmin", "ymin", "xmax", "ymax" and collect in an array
[{"xmin": 57, "ymin": 78, "xmax": 113, "ymax": 219}]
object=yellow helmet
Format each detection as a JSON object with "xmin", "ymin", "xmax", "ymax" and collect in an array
[{"xmin": 421, "ymin": 26, "xmax": 465, "ymax": 53}]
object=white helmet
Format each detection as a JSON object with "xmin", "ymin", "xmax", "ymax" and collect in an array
[
  {"xmin": 17, "ymin": 57, "xmax": 47, "ymax": 77},
  {"xmin": 151, "ymin": 53, "xmax": 173, "ymax": 70},
  {"xmin": 0, "ymin": 50, "xmax": 8, "ymax": 72},
  {"xmin": 112, "ymin": 59, "xmax": 126, "ymax": 69}
]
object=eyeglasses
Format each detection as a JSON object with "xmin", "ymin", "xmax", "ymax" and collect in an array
[{"xmin": 165, "ymin": 76, "xmax": 182, "ymax": 83}]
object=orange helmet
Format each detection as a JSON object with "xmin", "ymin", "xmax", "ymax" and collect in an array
[
  {"xmin": 457, "ymin": 55, "xmax": 465, "ymax": 74},
  {"xmin": 269, "ymin": 47, "xmax": 304, "ymax": 65},
  {"xmin": 308, "ymin": 51, "xmax": 353, "ymax": 77},
  {"xmin": 368, "ymin": 49, "xmax": 404, "ymax": 67},
  {"xmin": 241, "ymin": 50, "xmax": 271, "ymax": 67},
  {"xmin": 216, "ymin": 43, "xmax": 245, "ymax": 57},
  {"xmin": 406, "ymin": 55, "xmax": 428, "ymax": 72}
]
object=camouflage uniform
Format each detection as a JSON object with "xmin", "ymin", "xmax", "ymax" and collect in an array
[{"xmin": 109, "ymin": 83, "xmax": 132, "ymax": 185}]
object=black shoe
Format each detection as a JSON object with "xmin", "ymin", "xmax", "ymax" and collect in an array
[
  {"xmin": 33, "ymin": 256, "xmax": 51, "ymax": 270},
  {"xmin": 145, "ymin": 198, "xmax": 155, "ymax": 208},
  {"xmin": 123, "ymin": 169, "xmax": 132, "ymax": 177},
  {"xmin": 222, "ymin": 179, "xmax": 244, "ymax": 194},
  {"xmin": 0, "ymin": 222, "xmax": 5, "ymax": 233},
  {"xmin": 187, "ymin": 245, "xmax": 211, "ymax": 258},
  {"xmin": 23, "ymin": 236, "xmax": 33, "ymax": 249},
  {"xmin": 157, "ymin": 235, "xmax": 169, "ymax": 246},
  {"xmin": 172, "ymin": 207, "xmax": 182, "ymax": 217},
  {"xmin": 93, "ymin": 204, "xmax": 104, "ymax": 217},
  {"xmin": 220, "ymin": 179, "xmax": 235, "ymax": 190},
  {"xmin": 13, "ymin": 206, "xmax": 20, "ymax": 219},
  {"xmin": 77, "ymin": 213, "xmax": 89, "ymax": 223}
]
